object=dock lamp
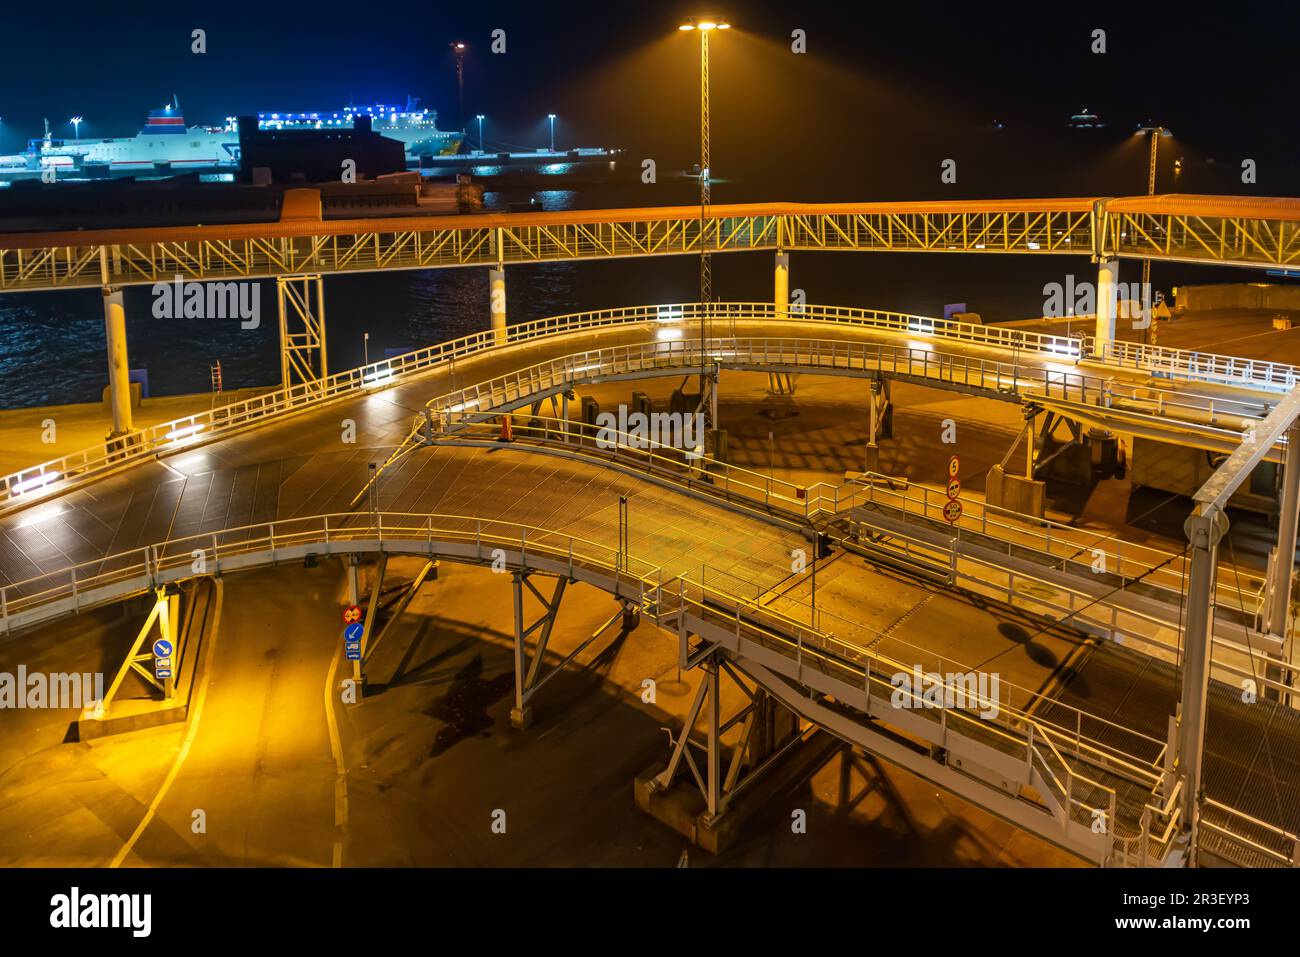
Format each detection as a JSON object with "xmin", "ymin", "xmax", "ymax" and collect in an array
[
  {"xmin": 450, "ymin": 42, "xmax": 467, "ymax": 127},
  {"xmin": 476, "ymin": 114, "xmax": 485, "ymax": 153},
  {"xmin": 547, "ymin": 114, "xmax": 557, "ymax": 153},
  {"xmin": 1135, "ymin": 123, "xmax": 1173, "ymax": 343},
  {"xmin": 678, "ymin": 15, "xmax": 729, "ymax": 413},
  {"xmin": 70, "ymin": 116, "xmax": 83, "ymax": 140}
]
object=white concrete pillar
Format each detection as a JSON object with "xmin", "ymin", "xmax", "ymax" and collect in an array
[
  {"xmin": 489, "ymin": 268, "xmax": 507, "ymax": 345},
  {"xmin": 774, "ymin": 252, "xmax": 789, "ymax": 320},
  {"xmin": 1095, "ymin": 258, "xmax": 1119, "ymax": 353},
  {"xmin": 101, "ymin": 287, "xmax": 133, "ymax": 436}
]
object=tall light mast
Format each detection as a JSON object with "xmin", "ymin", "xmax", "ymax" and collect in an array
[{"xmin": 679, "ymin": 16, "xmax": 729, "ymax": 413}]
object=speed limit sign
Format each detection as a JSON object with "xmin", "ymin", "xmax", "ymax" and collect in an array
[{"xmin": 947, "ymin": 455, "xmax": 960, "ymax": 479}]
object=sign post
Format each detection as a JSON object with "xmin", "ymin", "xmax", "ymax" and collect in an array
[
  {"xmin": 944, "ymin": 455, "xmax": 963, "ymax": 525},
  {"xmin": 344, "ymin": 621, "xmax": 364, "ymax": 662},
  {"xmin": 152, "ymin": 637, "xmax": 175, "ymax": 700}
]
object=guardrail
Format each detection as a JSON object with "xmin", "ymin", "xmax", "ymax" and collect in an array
[
  {"xmin": 3, "ymin": 301, "xmax": 1285, "ymax": 515},
  {"xmin": 4, "ymin": 502, "xmax": 1291, "ymax": 865},
  {"xmin": 1093, "ymin": 338, "xmax": 1300, "ymax": 392},
  {"xmin": 422, "ymin": 392, "xmax": 1294, "ymax": 701},
  {"xmin": 1200, "ymin": 798, "xmax": 1300, "ymax": 867},
  {"xmin": 429, "ymin": 335, "xmax": 1112, "ymax": 426}
]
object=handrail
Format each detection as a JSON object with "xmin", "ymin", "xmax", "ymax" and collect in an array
[
  {"xmin": 6, "ymin": 503, "xmax": 1292, "ymax": 862},
  {"xmin": 3, "ymin": 301, "xmax": 1287, "ymax": 513}
]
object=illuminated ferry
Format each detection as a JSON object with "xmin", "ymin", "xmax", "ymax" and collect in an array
[
  {"xmin": 237, "ymin": 99, "xmax": 464, "ymax": 160},
  {"xmin": 0, "ymin": 103, "xmax": 237, "ymax": 178},
  {"xmin": 0, "ymin": 98, "xmax": 463, "ymax": 180}
]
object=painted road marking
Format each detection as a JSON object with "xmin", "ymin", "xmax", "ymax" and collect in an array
[{"xmin": 111, "ymin": 580, "xmax": 223, "ymax": 868}]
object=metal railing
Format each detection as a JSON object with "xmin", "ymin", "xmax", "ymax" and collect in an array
[
  {"xmin": 2, "ymin": 502, "xmax": 1291, "ymax": 865},
  {"xmin": 3, "ymin": 301, "xmax": 1285, "ymax": 514},
  {"xmin": 1093, "ymin": 338, "xmax": 1300, "ymax": 392},
  {"xmin": 426, "ymin": 413, "xmax": 1298, "ymax": 709}
]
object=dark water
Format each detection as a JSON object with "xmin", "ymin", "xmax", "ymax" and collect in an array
[{"xmin": 0, "ymin": 170, "xmax": 1275, "ymax": 409}]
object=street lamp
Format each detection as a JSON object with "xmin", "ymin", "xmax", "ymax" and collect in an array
[
  {"xmin": 547, "ymin": 113, "xmax": 557, "ymax": 153},
  {"xmin": 69, "ymin": 116, "xmax": 83, "ymax": 140},
  {"xmin": 450, "ymin": 42, "xmax": 467, "ymax": 129},
  {"xmin": 1135, "ymin": 123, "xmax": 1173, "ymax": 343},
  {"xmin": 678, "ymin": 15, "xmax": 729, "ymax": 426},
  {"xmin": 476, "ymin": 114, "xmax": 485, "ymax": 153}
]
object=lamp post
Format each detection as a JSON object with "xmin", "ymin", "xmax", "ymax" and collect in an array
[
  {"xmin": 547, "ymin": 113, "xmax": 557, "ymax": 153},
  {"xmin": 1136, "ymin": 123, "xmax": 1172, "ymax": 343},
  {"xmin": 678, "ymin": 15, "xmax": 730, "ymax": 420},
  {"xmin": 450, "ymin": 42, "xmax": 466, "ymax": 129},
  {"xmin": 476, "ymin": 114, "xmax": 485, "ymax": 153},
  {"xmin": 70, "ymin": 116, "xmax": 83, "ymax": 140}
]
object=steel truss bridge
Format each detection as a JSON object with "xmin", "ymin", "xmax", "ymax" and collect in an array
[
  {"xmin": 1, "ymin": 195, "xmax": 1300, "ymax": 293},
  {"xmin": 4, "ymin": 302, "xmax": 1300, "ymax": 868}
]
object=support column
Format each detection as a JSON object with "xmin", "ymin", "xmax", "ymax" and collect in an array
[
  {"xmin": 512, "ymin": 571, "xmax": 527, "ymax": 727},
  {"xmin": 774, "ymin": 252, "xmax": 789, "ymax": 320},
  {"xmin": 865, "ymin": 378, "xmax": 881, "ymax": 473},
  {"xmin": 489, "ymin": 267, "xmax": 507, "ymax": 345},
  {"xmin": 1267, "ymin": 425, "xmax": 1300, "ymax": 639},
  {"xmin": 102, "ymin": 287, "xmax": 133, "ymax": 436},
  {"xmin": 705, "ymin": 660, "xmax": 721, "ymax": 818},
  {"xmin": 1264, "ymin": 426, "xmax": 1300, "ymax": 704},
  {"xmin": 276, "ymin": 275, "xmax": 327, "ymax": 389},
  {"xmin": 1095, "ymin": 257, "xmax": 1119, "ymax": 354},
  {"xmin": 1178, "ymin": 506, "xmax": 1228, "ymax": 859}
]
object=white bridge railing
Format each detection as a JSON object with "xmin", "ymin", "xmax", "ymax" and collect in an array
[
  {"xmin": 2, "ymin": 301, "xmax": 1288, "ymax": 514},
  {"xmin": 0, "ymin": 506, "xmax": 1153, "ymax": 865}
]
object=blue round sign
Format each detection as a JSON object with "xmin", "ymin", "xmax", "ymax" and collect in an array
[
  {"xmin": 153, "ymin": 639, "xmax": 173, "ymax": 658},
  {"xmin": 344, "ymin": 623, "xmax": 365, "ymax": 642}
]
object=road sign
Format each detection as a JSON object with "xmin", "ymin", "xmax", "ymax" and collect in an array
[
  {"xmin": 342, "ymin": 605, "xmax": 364, "ymax": 625},
  {"xmin": 345, "ymin": 641, "xmax": 361, "ymax": 661},
  {"xmin": 947, "ymin": 455, "xmax": 960, "ymax": 479},
  {"xmin": 152, "ymin": 638, "xmax": 173, "ymax": 659},
  {"xmin": 943, "ymin": 499, "xmax": 963, "ymax": 524},
  {"xmin": 344, "ymin": 622, "xmax": 365, "ymax": 643},
  {"xmin": 946, "ymin": 477, "xmax": 961, "ymax": 499},
  {"xmin": 155, "ymin": 657, "xmax": 173, "ymax": 679}
]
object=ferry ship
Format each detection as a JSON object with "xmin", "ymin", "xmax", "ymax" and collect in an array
[
  {"xmin": 243, "ymin": 98, "xmax": 464, "ymax": 161},
  {"xmin": 0, "ymin": 98, "xmax": 463, "ymax": 181}
]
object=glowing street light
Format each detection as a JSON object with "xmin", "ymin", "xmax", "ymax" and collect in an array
[
  {"xmin": 450, "ymin": 42, "xmax": 467, "ymax": 128},
  {"xmin": 677, "ymin": 15, "xmax": 729, "ymax": 425},
  {"xmin": 1135, "ymin": 123, "xmax": 1173, "ymax": 342},
  {"xmin": 547, "ymin": 113, "xmax": 557, "ymax": 152},
  {"xmin": 69, "ymin": 116, "xmax": 83, "ymax": 140},
  {"xmin": 476, "ymin": 114, "xmax": 485, "ymax": 152}
]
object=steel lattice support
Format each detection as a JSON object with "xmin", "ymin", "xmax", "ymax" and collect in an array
[
  {"xmin": 98, "ymin": 586, "xmax": 180, "ymax": 716},
  {"xmin": 277, "ymin": 274, "xmax": 328, "ymax": 389},
  {"xmin": 649, "ymin": 653, "xmax": 801, "ymax": 822},
  {"xmin": 7, "ymin": 198, "xmax": 1300, "ymax": 294},
  {"xmin": 510, "ymin": 571, "xmax": 569, "ymax": 729}
]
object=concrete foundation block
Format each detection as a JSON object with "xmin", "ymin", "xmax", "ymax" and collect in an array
[{"xmin": 985, "ymin": 464, "xmax": 1045, "ymax": 517}]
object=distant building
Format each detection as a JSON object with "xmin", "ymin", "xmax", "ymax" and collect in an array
[{"xmin": 237, "ymin": 114, "xmax": 406, "ymax": 184}]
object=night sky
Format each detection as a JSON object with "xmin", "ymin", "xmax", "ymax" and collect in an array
[{"xmin": 3, "ymin": 0, "xmax": 1297, "ymax": 199}]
